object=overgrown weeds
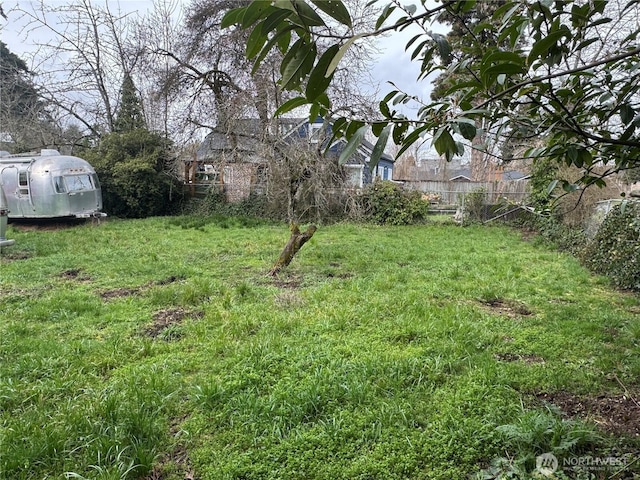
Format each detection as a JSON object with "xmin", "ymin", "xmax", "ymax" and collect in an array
[{"xmin": 0, "ymin": 218, "xmax": 638, "ymax": 479}]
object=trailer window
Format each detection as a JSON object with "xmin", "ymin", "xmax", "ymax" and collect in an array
[
  {"xmin": 54, "ymin": 176, "xmax": 66, "ymax": 193},
  {"xmin": 91, "ymin": 174, "xmax": 100, "ymax": 189},
  {"xmin": 18, "ymin": 171, "xmax": 29, "ymax": 195},
  {"xmin": 65, "ymin": 174, "xmax": 93, "ymax": 192}
]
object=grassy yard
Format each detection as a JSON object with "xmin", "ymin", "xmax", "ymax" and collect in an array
[{"xmin": 0, "ymin": 217, "xmax": 638, "ymax": 480}]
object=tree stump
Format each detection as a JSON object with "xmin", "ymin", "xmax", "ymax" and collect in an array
[{"xmin": 268, "ymin": 223, "xmax": 317, "ymax": 276}]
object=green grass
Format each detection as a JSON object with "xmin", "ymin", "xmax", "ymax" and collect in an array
[{"xmin": 0, "ymin": 217, "xmax": 638, "ymax": 479}]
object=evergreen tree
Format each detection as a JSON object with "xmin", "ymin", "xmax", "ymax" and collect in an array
[
  {"xmin": 430, "ymin": 2, "xmax": 508, "ymax": 101},
  {"xmin": 82, "ymin": 129, "xmax": 181, "ymax": 218},
  {"xmin": 0, "ymin": 42, "xmax": 39, "ymax": 117},
  {"xmin": 0, "ymin": 41, "xmax": 54, "ymax": 151},
  {"xmin": 114, "ymin": 72, "xmax": 146, "ymax": 133}
]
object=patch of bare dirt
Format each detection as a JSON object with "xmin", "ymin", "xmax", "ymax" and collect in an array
[
  {"xmin": 479, "ymin": 298, "xmax": 534, "ymax": 318},
  {"xmin": 99, "ymin": 275, "xmax": 184, "ymax": 300},
  {"xmin": 154, "ymin": 275, "xmax": 183, "ymax": 286},
  {"xmin": 10, "ymin": 218, "xmax": 89, "ymax": 231},
  {"xmin": 274, "ymin": 290, "xmax": 304, "ymax": 308},
  {"xmin": 143, "ymin": 308, "xmax": 203, "ymax": 340},
  {"xmin": 0, "ymin": 250, "xmax": 31, "ymax": 262},
  {"xmin": 143, "ymin": 445, "xmax": 195, "ymax": 480},
  {"xmin": 535, "ymin": 391, "xmax": 640, "ymax": 437},
  {"xmin": 549, "ymin": 297, "xmax": 577, "ymax": 305},
  {"xmin": 271, "ymin": 273, "xmax": 302, "ymax": 289},
  {"xmin": 495, "ymin": 352, "xmax": 545, "ymax": 364},
  {"xmin": 325, "ymin": 271, "xmax": 354, "ymax": 279},
  {"xmin": 325, "ymin": 262, "xmax": 354, "ymax": 279},
  {"xmin": 143, "ymin": 416, "xmax": 195, "ymax": 479},
  {"xmin": 520, "ymin": 227, "xmax": 538, "ymax": 242},
  {"xmin": 59, "ymin": 268, "xmax": 92, "ymax": 282},
  {"xmin": 100, "ymin": 286, "xmax": 140, "ymax": 299}
]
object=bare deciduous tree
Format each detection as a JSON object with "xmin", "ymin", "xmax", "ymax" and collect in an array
[
  {"xmin": 261, "ymin": 132, "xmax": 351, "ymax": 224},
  {"xmin": 12, "ymin": 0, "xmax": 144, "ymax": 139}
]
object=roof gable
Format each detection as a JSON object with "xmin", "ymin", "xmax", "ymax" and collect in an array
[{"xmin": 196, "ymin": 118, "xmax": 395, "ymax": 167}]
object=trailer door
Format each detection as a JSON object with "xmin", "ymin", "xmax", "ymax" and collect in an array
[{"xmin": 0, "ymin": 167, "xmax": 25, "ymax": 217}]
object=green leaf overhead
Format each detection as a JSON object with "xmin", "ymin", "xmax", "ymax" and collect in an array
[
  {"xmin": 241, "ymin": 2, "xmax": 277, "ymax": 28},
  {"xmin": 292, "ymin": 0, "xmax": 326, "ymax": 27},
  {"xmin": 325, "ymin": 33, "xmax": 365, "ymax": 77},
  {"xmin": 620, "ymin": 104, "xmax": 635, "ymax": 125},
  {"xmin": 375, "ymin": 4, "xmax": 396, "ymax": 30},
  {"xmin": 250, "ymin": 24, "xmax": 296, "ymax": 74},
  {"xmin": 338, "ymin": 125, "xmax": 367, "ymax": 165},
  {"xmin": 305, "ymin": 44, "xmax": 339, "ymax": 102},
  {"xmin": 280, "ymin": 38, "xmax": 317, "ymax": 90},
  {"xmin": 246, "ymin": 25, "xmax": 268, "ymax": 59},
  {"xmin": 273, "ymin": 96, "xmax": 309, "ymax": 117},
  {"xmin": 369, "ymin": 125, "xmax": 392, "ymax": 171},
  {"xmin": 228, "ymin": 0, "xmax": 640, "ymax": 188},
  {"xmin": 433, "ymin": 128, "xmax": 457, "ymax": 162},
  {"xmin": 527, "ymin": 27, "xmax": 571, "ymax": 66},
  {"xmin": 220, "ymin": 7, "xmax": 245, "ymax": 28},
  {"xmin": 310, "ymin": 0, "xmax": 352, "ymax": 27},
  {"xmin": 456, "ymin": 119, "xmax": 477, "ymax": 141},
  {"xmin": 261, "ymin": 9, "xmax": 293, "ymax": 35}
]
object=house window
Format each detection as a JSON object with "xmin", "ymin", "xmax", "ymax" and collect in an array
[
  {"xmin": 308, "ymin": 123, "xmax": 324, "ymax": 143},
  {"xmin": 279, "ymin": 121, "xmax": 295, "ymax": 136},
  {"xmin": 255, "ymin": 165, "xmax": 268, "ymax": 184},
  {"xmin": 223, "ymin": 166, "xmax": 233, "ymax": 185},
  {"xmin": 344, "ymin": 165, "xmax": 363, "ymax": 188},
  {"xmin": 376, "ymin": 165, "xmax": 390, "ymax": 180},
  {"xmin": 197, "ymin": 164, "xmax": 220, "ymax": 183}
]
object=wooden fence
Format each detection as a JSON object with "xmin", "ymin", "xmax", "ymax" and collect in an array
[{"xmin": 407, "ymin": 180, "xmax": 530, "ymax": 204}]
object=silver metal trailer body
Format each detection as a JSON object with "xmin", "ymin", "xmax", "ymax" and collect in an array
[
  {"xmin": 0, "ymin": 186, "xmax": 15, "ymax": 250},
  {"xmin": 0, "ymin": 149, "xmax": 106, "ymax": 219}
]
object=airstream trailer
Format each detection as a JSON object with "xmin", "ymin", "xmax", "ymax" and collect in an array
[{"xmin": 0, "ymin": 149, "xmax": 107, "ymax": 219}]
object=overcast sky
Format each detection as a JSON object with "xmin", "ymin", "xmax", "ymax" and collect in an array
[
  {"xmin": 0, "ymin": 0, "xmax": 446, "ymax": 154},
  {"xmin": 1, "ymin": 0, "xmax": 443, "ymax": 96}
]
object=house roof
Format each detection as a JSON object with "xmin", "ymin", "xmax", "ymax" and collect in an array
[
  {"xmin": 195, "ymin": 117, "xmax": 395, "ymax": 166},
  {"xmin": 360, "ymin": 138, "xmax": 395, "ymax": 164},
  {"xmin": 449, "ymin": 168, "xmax": 472, "ymax": 181},
  {"xmin": 502, "ymin": 170, "xmax": 530, "ymax": 181},
  {"xmin": 196, "ymin": 119, "xmax": 266, "ymax": 162}
]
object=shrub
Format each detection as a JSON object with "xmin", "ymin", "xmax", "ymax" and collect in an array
[
  {"xmin": 190, "ymin": 189, "xmax": 271, "ymax": 220},
  {"xmin": 359, "ymin": 180, "xmax": 429, "ymax": 225},
  {"xmin": 528, "ymin": 157, "xmax": 558, "ymax": 212},
  {"xmin": 458, "ymin": 187, "xmax": 488, "ymax": 224},
  {"xmin": 531, "ymin": 215, "xmax": 587, "ymax": 255},
  {"xmin": 82, "ymin": 129, "xmax": 181, "ymax": 218},
  {"xmin": 582, "ymin": 201, "xmax": 640, "ymax": 290}
]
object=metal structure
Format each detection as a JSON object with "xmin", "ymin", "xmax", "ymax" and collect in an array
[
  {"xmin": 0, "ymin": 149, "xmax": 107, "ymax": 219},
  {"xmin": 0, "ymin": 185, "xmax": 15, "ymax": 250}
]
